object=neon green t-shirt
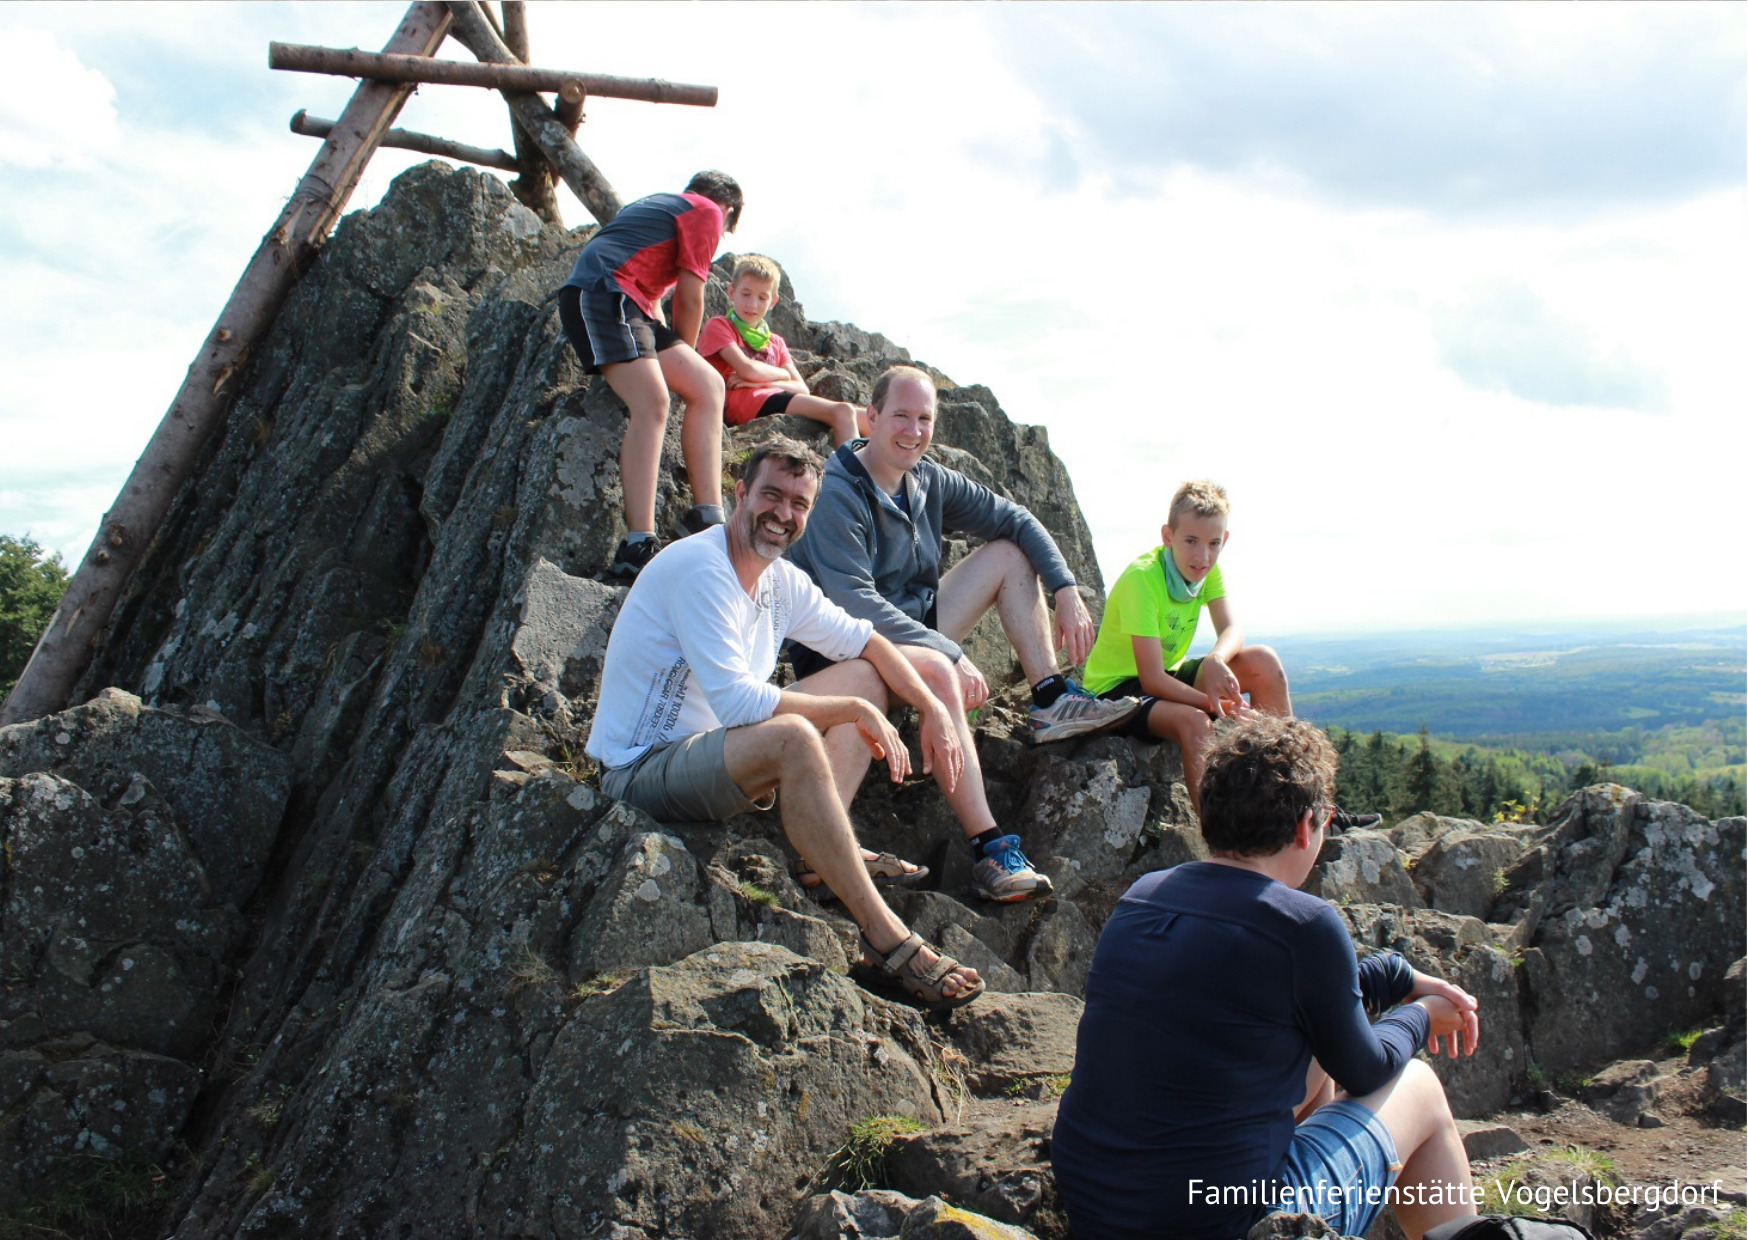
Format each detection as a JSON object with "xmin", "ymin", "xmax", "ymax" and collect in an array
[{"xmin": 1083, "ymin": 548, "xmax": 1226, "ymax": 696}]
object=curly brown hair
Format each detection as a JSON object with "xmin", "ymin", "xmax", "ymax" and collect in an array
[{"xmin": 1198, "ymin": 715, "xmax": 1337, "ymax": 857}]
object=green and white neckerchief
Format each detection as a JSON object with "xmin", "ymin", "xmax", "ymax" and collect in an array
[
  {"xmin": 1162, "ymin": 548, "xmax": 1204, "ymax": 603},
  {"xmin": 727, "ymin": 307, "xmax": 771, "ymax": 353}
]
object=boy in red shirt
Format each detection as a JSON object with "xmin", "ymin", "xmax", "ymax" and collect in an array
[
  {"xmin": 697, "ymin": 255, "xmax": 861, "ymax": 446},
  {"xmin": 557, "ymin": 171, "xmax": 743, "ymax": 579}
]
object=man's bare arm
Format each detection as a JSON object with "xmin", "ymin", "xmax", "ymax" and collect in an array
[{"xmin": 859, "ymin": 632, "xmax": 964, "ymax": 793}]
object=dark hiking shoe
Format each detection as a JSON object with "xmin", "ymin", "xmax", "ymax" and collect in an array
[
  {"xmin": 607, "ymin": 536, "xmax": 660, "ymax": 580},
  {"xmin": 1328, "ymin": 808, "xmax": 1384, "ymax": 834}
]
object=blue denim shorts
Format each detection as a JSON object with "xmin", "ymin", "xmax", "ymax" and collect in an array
[{"xmin": 1273, "ymin": 1100, "xmax": 1402, "ymax": 1236}]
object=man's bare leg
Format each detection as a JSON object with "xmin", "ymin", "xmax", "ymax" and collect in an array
[
  {"xmin": 787, "ymin": 660, "xmax": 925, "ymax": 878},
  {"xmin": 658, "ymin": 344, "xmax": 726, "ymax": 510},
  {"xmin": 901, "ymin": 646, "xmax": 999, "ymax": 842},
  {"xmin": 720, "ymin": 714, "xmax": 976, "ymax": 997},
  {"xmin": 934, "ymin": 540, "xmax": 1060, "ymax": 685},
  {"xmin": 1343, "ymin": 1060, "xmax": 1475, "ymax": 1239},
  {"xmin": 792, "ymin": 659, "xmax": 886, "ymax": 809}
]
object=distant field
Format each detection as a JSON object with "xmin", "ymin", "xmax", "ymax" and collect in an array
[{"xmin": 1272, "ymin": 622, "xmax": 1745, "ymax": 739}]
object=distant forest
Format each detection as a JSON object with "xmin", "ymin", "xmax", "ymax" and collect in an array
[
  {"xmin": 1280, "ymin": 622, "xmax": 1745, "ymax": 823},
  {"xmin": 1326, "ymin": 719, "xmax": 1745, "ymax": 824}
]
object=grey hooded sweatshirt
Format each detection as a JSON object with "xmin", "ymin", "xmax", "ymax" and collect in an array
[{"xmin": 787, "ymin": 440, "xmax": 1076, "ymax": 662}]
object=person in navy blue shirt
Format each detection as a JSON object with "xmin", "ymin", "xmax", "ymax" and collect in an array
[{"xmin": 1052, "ymin": 715, "xmax": 1481, "ymax": 1240}]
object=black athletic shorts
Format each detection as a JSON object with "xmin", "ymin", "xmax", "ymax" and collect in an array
[
  {"xmin": 1098, "ymin": 659, "xmax": 1202, "ymax": 739},
  {"xmin": 558, "ymin": 284, "xmax": 682, "ymax": 374}
]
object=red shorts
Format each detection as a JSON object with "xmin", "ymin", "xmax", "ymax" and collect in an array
[{"xmin": 724, "ymin": 386, "xmax": 794, "ymax": 426}]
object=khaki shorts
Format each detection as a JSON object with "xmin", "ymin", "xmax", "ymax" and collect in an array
[{"xmin": 599, "ymin": 728, "xmax": 775, "ymax": 823}]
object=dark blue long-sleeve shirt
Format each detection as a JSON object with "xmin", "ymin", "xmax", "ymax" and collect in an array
[{"xmin": 1051, "ymin": 862, "xmax": 1429, "ymax": 1240}]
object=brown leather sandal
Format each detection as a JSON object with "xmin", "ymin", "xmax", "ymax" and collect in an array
[
  {"xmin": 852, "ymin": 931, "xmax": 984, "ymax": 1013},
  {"xmin": 792, "ymin": 852, "xmax": 930, "ymax": 902}
]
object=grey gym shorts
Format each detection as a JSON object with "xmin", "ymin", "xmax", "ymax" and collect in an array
[{"xmin": 598, "ymin": 728, "xmax": 775, "ymax": 823}]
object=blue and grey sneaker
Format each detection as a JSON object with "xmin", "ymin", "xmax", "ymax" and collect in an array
[
  {"xmin": 971, "ymin": 834, "xmax": 1055, "ymax": 903},
  {"xmin": 1029, "ymin": 681, "xmax": 1144, "ymax": 744}
]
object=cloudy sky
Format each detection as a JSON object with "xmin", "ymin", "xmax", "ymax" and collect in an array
[{"xmin": 2, "ymin": 2, "xmax": 1742, "ymax": 638}]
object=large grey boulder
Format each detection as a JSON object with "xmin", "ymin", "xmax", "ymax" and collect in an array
[
  {"xmin": 0, "ymin": 691, "xmax": 290, "ymax": 1209},
  {"xmin": 943, "ymin": 992, "xmax": 1081, "ymax": 1094},
  {"xmin": 1509, "ymin": 789, "xmax": 1745, "ymax": 1074},
  {"xmin": 1307, "ymin": 829, "xmax": 1423, "ymax": 910},
  {"xmin": 0, "ymin": 1030, "xmax": 201, "ymax": 1208},
  {"xmin": 1339, "ymin": 905, "xmax": 1526, "ymax": 1116},
  {"xmin": 495, "ymin": 943, "xmax": 952, "ymax": 1239},
  {"xmin": 0, "ymin": 771, "xmax": 239, "ymax": 1059},
  {"xmin": 0, "ymin": 688, "xmax": 292, "ymax": 903},
  {"xmin": 888, "ymin": 1104, "xmax": 1066, "ymax": 1240},
  {"xmin": 1402, "ymin": 823, "xmax": 1536, "ymax": 919}
]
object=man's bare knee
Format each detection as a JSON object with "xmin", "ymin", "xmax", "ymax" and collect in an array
[
  {"xmin": 910, "ymin": 648, "xmax": 958, "ymax": 702},
  {"xmin": 759, "ymin": 714, "xmax": 825, "ymax": 764},
  {"xmin": 984, "ymin": 539, "xmax": 1028, "ymax": 572},
  {"xmin": 836, "ymin": 658, "xmax": 890, "ymax": 710}
]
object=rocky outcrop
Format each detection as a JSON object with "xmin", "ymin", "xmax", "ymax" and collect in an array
[
  {"xmin": 2, "ymin": 161, "xmax": 1739, "ymax": 1239},
  {"xmin": 0, "ymin": 690, "xmax": 290, "ymax": 1208},
  {"xmin": 1499, "ymin": 787, "xmax": 1745, "ymax": 1076}
]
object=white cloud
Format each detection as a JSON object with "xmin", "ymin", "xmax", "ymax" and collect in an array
[
  {"xmin": 0, "ymin": 30, "xmax": 118, "ymax": 168},
  {"xmin": 988, "ymin": 1, "xmax": 1746, "ymax": 217},
  {"xmin": 1433, "ymin": 281, "xmax": 1669, "ymax": 411},
  {"xmin": 0, "ymin": 1, "xmax": 1742, "ymax": 637}
]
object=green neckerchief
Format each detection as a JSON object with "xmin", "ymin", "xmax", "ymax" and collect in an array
[
  {"xmin": 1162, "ymin": 547, "xmax": 1204, "ymax": 603},
  {"xmin": 727, "ymin": 307, "xmax": 771, "ymax": 353}
]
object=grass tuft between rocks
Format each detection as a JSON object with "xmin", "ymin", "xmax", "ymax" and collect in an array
[
  {"xmin": 738, "ymin": 880, "xmax": 780, "ymax": 908},
  {"xmin": 825, "ymin": 1114, "xmax": 926, "ymax": 1190},
  {"xmin": 0, "ymin": 1154, "xmax": 179, "ymax": 1238}
]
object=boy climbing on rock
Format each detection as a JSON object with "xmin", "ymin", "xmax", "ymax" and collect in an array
[
  {"xmin": 556, "ymin": 170, "xmax": 743, "ymax": 579},
  {"xmin": 697, "ymin": 255, "xmax": 861, "ymax": 447},
  {"xmin": 1083, "ymin": 479, "xmax": 1379, "ymax": 825}
]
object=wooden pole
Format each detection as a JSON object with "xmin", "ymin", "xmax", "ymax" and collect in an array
[
  {"xmin": 497, "ymin": 1, "xmax": 562, "ymax": 224},
  {"xmin": 1, "ymin": 1, "xmax": 453, "ymax": 726},
  {"xmin": 268, "ymin": 41, "xmax": 718, "ymax": 107},
  {"xmin": 554, "ymin": 81, "xmax": 586, "ymax": 131},
  {"xmin": 291, "ymin": 109, "xmax": 519, "ymax": 173},
  {"xmin": 549, "ymin": 82, "xmax": 585, "ymax": 189},
  {"xmin": 442, "ymin": 1, "xmax": 622, "ymax": 225}
]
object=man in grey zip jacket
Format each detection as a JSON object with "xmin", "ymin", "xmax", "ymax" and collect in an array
[{"xmin": 789, "ymin": 366, "xmax": 1141, "ymax": 902}]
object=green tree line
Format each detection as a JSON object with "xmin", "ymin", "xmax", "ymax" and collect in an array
[
  {"xmin": 1, "ymin": 534, "xmax": 68, "ymax": 700},
  {"xmin": 1328, "ymin": 723, "xmax": 1746, "ymax": 825}
]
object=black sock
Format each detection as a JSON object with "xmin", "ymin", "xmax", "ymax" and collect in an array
[
  {"xmin": 1032, "ymin": 674, "xmax": 1069, "ymax": 709},
  {"xmin": 969, "ymin": 827, "xmax": 1003, "ymax": 857}
]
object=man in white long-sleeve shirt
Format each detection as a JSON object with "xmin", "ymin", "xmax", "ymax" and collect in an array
[{"xmin": 586, "ymin": 436, "xmax": 985, "ymax": 1010}]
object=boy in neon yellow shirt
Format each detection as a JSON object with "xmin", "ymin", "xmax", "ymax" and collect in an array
[{"xmin": 1085, "ymin": 480, "xmax": 1377, "ymax": 827}]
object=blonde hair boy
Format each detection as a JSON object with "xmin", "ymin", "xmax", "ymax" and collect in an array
[
  {"xmin": 1081, "ymin": 482, "xmax": 1378, "ymax": 828},
  {"xmin": 695, "ymin": 254, "xmax": 862, "ymax": 446}
]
